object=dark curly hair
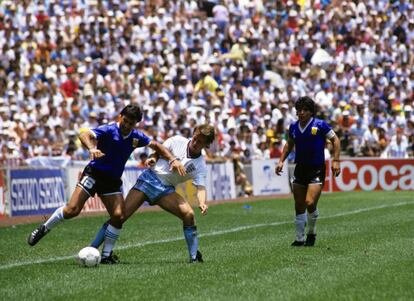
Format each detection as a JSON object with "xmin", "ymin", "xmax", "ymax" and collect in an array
[
  {"xmin": 120, "ymin": 104, "xmax": 143, "ymax": 122},
  {"xmin": 295, "ymin": 96, "xmax": 316, "ymax": 117}
]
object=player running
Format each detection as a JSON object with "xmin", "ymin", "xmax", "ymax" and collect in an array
[
  {"xmin": 90, "ymin": 124, "xmax": 215, "ymax": 263},
  {"xmin": 27, "ymin": 104, "xmax": 185, "ymax": 264}
]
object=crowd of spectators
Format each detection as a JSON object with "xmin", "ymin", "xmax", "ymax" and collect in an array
[{"xmin": 0, "ymin": 0, "xmax": 413, "ymax": 168}]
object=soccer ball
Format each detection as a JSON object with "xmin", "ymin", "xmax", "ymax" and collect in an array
[{"xmin": 78, "ymin": 247, "xmax": 101, "ymax": 267}]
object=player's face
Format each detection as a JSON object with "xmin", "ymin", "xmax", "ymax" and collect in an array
[
  {"xmin": 296, "ymin": 107, "xmax": 312, "ymax": 124},
  {"xmin": 119, "ymin": 115, "xmax": 138, "ymax": 135},
  {"xmin": 190, "ymin": 134, "xmax": 210, "ymax": 154}
]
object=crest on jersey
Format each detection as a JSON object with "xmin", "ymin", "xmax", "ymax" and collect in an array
[
  {"xmin": 132, "ymin": 138, "xmax": 139, "ymax": 148},
  {"xmin": 311, "ymin": 127, "xmax": 318, "ymax": 135}
]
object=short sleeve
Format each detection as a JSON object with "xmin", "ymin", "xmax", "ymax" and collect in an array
[
  {"xmin": 163, "ymin": 137, "xmax": 174, "ymax": 150},
  {"xmin": 319, "ymin": 120, "xmax": 332, "ymax": 136},
  {"xmin": 133, "ymin": 131, "xmax": 151, "ymax": 147},
  {"xmin": 192, "ymin": 169, "xmax": 207, "ymax": 187},
  {"xmin": 92, "ymin": 124, "xmax": 111, "ymax": 140}
]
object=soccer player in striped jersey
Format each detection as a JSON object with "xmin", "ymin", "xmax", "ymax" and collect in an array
[
  {"xmin": 275, "ymin": 97, "xmax": 341, "ymax": 247},
  {"xmin": 90, "ymin": 124, "xmax": 216, "ymax": 263},
  {"xmin": 27, "ymin": 104, "xmax": 185, "ymax": 264}
]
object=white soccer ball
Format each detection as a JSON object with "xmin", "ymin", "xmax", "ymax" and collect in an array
[{"xmin": 78, "ymin": 247, "xmax": 101, "ymax": 267}]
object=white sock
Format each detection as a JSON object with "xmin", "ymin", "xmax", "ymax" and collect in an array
[
  {"xmin": 102, "ymin": 224, "xmax": 121, "ymax": 257},
  {"xmin": 295, "ymin": 213, "xmax": 307, "ymax": 242},
  {"xmin": 307, "ymin": 209, "xmax": 319, "ymax": 235},
  {"xmin": 44, "ymin": 206, "xmax": 64, "ymax": 230}
]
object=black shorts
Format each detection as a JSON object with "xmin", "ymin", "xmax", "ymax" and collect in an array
[
  {"xmin": 292, "ymin": 164, "xmax": 326, "ymax": 186},
  {"xmin": 77, "ymin": 165, "xmax": 123, "ymax": 196}
]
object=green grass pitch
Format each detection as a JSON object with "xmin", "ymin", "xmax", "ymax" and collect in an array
[{"xmin": 0, "ymin": 191, "xmax": 413, "ymax": 300}]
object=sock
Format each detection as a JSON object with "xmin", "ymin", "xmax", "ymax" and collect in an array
[
  {"xmin": 183, "ymin": 226, "xmax": 198, "ymax": 260},
  {"xmin": 44, "ymin": 206, "xmax": 64, "ymax": 230},
  {"xmin": 90, "ymin": 222, "xmax": 109, "ymax": 248},
  {"xmin": 102, "ymin": 224, "xmax": 121, "ymax": 258},
  {"xmin": 307, "ymin": 209, "xmax": 319, "ymax": 235},
  {"xmin": 295, "ymin": 213, "xmax": 307, "ymax": 242}
]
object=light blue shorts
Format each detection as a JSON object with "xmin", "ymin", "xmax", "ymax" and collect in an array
[{"xmin": 133, "ymin": 169, "xmax": 175, "ymax": 205}]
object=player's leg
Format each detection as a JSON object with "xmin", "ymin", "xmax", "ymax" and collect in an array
[
  {"xmin": 27, "ymin": 186, "xmax": 90, "ymax": 246},
  {"xmin": 90, "ymin": 189, "xmax": 147, "ymax": 248},
  {"xmin": 304, "ymin": 183, "xmax": 322, "ymax": 246},
  {"xmin": 98, "ymin": 193, "xmax": 125, "ymax": 263},
  {"xmin": 291, "ymin": 183, "xmax": 308, "ymax": 246},
  {"xmin": 157, "ymin": 192, "xmax": 202, "ymax": 263}
]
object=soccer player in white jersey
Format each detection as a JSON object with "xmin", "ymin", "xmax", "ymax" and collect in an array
[
  {"xmin": 275, "ymin": 97, "xmax": 341, "ymax": 247},
  {"xmin": 27, "ymin": 104, "xmax": 185, "ymax": 264},
  {"xmin": 90, "ymin": 124, "xmax": 215, "ymax": 263}
]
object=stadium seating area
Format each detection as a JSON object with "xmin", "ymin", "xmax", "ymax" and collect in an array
[{"xmin": 0, "ymin": 0, "xmax": 413, "ymax": 167}]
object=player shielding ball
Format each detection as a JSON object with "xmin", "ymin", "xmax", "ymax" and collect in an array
[
  {"xmin": 27, "ymin": 104, "xmax": 185, "ymax": 264},
  {"xmin": 90, "ymin": 124, "xmax": 215, "ymax": 263},
  {"xmin": 275, "ymin": 97, "xmax": 341, "ymax": 246}
]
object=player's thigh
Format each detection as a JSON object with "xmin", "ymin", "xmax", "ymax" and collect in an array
[
  {"xmin": 305, "ymin": 184, "xmax": 322, "ymax": 206},
  {"xmin": 124, "ymin": 189, "xmax": 147, "ymax": 220},
  {"xmin": 100, "ymin": 193, "xmax": 125, "ymax": 218},
  {"xmin": 157, "ymin": 192, "xmax": 193, "ymax": 220},
  {"xmin": 65, "ymin": 186, "xmax": 91, "ymax": 212},
  {"xmin": 292, "ymin": 183, "xmax": 307, "ymax": 205}
]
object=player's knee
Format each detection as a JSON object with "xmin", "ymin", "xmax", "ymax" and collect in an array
[
  {"xmin": 63, "ymin": 205, "xmax": 81, "ymax": 218},
  {"xmin": 305, "ymin": 199, "xmax": 315, "ymax": 207},
  {"xmin": 182, "ymin": 210, "xmax": 195, "ymax": 225},
  {"xmin": 110, "ymin": 210, "xmax": 124, "ymax": 224}
]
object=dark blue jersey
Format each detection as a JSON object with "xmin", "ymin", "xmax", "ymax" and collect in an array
[
  {"xmin": 89, "ymin": 123, "xmax": 151, "ymax": 178},
  {"xmin": 289, "ymin": 118, "xmax": 333, "ymax": 165}
]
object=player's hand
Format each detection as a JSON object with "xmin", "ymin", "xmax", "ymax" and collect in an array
[
  {"xmin": 275, "ymin": 161, "xmax": 284, "ymax": 176},
  {"xmin": 145, "ymin": 157, "xmax": 157, "ymax": 167},
  {"xmin": 170, "ymin": 160, "xmax": 186, "ymax": 176},
  {"xmin": 89, "ymin": 148, "xmax": 105, "ymax": 160},
  {"xmin": 199, "ymin": 203, "xmax": 208, "ymax": 215},
  {"xmin": 332, "ymin": 160, "xmax": 341, "ymax": 177}
]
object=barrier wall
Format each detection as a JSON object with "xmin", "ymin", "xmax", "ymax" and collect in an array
[
  {"xmin": 2, "ymin": 158, "xmax": 412, "ymax": 217},
  {"xmin": 324, "ymin": 158, "xmax": 414, "ymax": 192},
  {"xmin": 0, "ymin": 169, "xmax": 6, "ymax": 218},
  {"xmin": 251, "ymin": 159, "xmax": 290, "ymax": 195},
  {"xmin": 9, "ymin": 169, "xmax": 67, "ymax": 216}
]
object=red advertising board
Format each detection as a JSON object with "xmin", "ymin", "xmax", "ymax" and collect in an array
[{"xmin": 324, "ymin": 158, "xmax": 414, "ymax": 192}]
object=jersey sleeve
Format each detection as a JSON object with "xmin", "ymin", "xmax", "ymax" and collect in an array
[
  {"xmin": 192, "ymin": 168, "xmax": 207, "ymax": 187},
  {"xmin": 91, "ymin": 124, "xmax": 111, "ymax": 140},
  {"xmin": 133, "ymin": 130, "xmax": 151, "ymax": 147},
  {"xmin": 162, "ymin": 137, "xmax": 174, "ymax": 151},
  {"xmin": 319, "ymin": 120, "xmax": 332, "ymax": 136}
]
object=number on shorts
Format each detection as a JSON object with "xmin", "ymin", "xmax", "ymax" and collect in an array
[{"xmin": 80, "ymin": 176, "xmax": 96, "ymax": 189}]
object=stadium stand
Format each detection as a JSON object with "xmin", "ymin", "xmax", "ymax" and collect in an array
[{"xmin": 0, "ymin": 0, "xmax": 413, "ymax": 168}]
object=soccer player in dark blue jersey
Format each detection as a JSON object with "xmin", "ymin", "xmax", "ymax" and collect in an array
[
  {"xmin": 27, "ymin": 104, "xmax": 185, "ymax": 263},
  {"xmin": 275, "ymin": 97, "xmax": 341, "ymax": 247}
]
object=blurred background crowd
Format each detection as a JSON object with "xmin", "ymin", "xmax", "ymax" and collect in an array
[{"xmin": 0, "ymin": 0, "xmax": 413, "ymax": 168}]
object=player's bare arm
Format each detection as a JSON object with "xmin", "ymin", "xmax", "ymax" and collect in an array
[
  {"xmin": 275, "ymin": 137, "xmax": 294, "ymax": 176},
  {"xmin": 78, "ymin": 128, "xmax": 105, "ymax": 160},
  {"xmin": 329, "ymin": 134, "xmax": 341, "ymax": 177},
  {"xmin": 148, "ymin": 140, "xmax": 186, "ymax": 176},
  {"xmin": 196, "ymin": 186, "xmax": 208, "ymax": 215}
]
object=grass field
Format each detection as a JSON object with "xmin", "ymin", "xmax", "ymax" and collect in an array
[{"xmin": 0, "ymin": 191, "xmax": 413, "ymax": 301}]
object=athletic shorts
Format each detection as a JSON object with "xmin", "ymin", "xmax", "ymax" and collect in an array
[
  {"xmin": 77, "ymin": 165, "xmax": 123, "ymax": 196},
  {"xmin": 132, "ymin": 169, "xmax": 175, "ymax": 205},
  {"xmin": 292, "ymin": 163, "xmax": 326, "ymax": 186}
]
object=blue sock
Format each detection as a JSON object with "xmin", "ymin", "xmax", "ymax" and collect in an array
[
  {"xmin": 183, "ymin": 226, "xmax": 198, "ymax": 260},
  {"xmin": 90, "ymin": 222, "xmax": 108, "ymax": 248}
]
